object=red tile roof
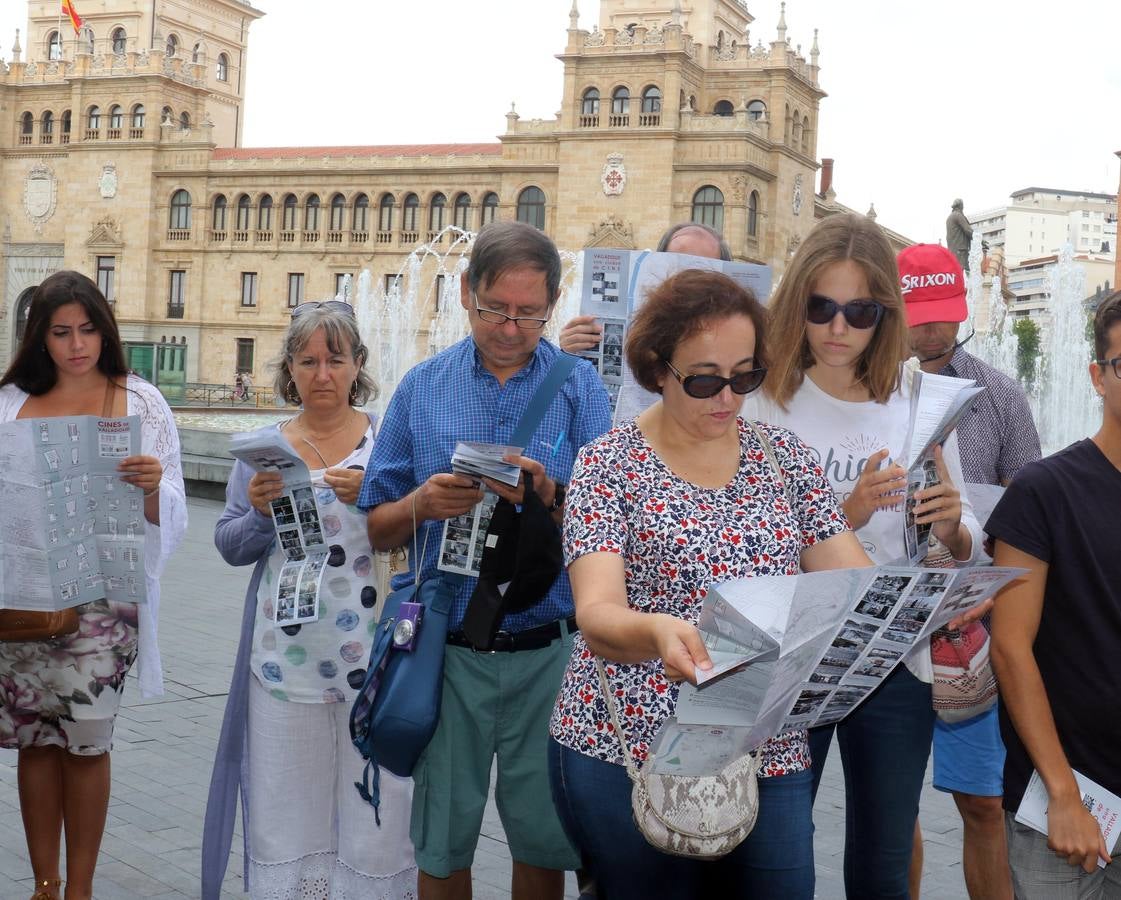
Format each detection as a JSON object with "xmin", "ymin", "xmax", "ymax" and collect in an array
[{"xmin": 212, "ymin": 143, "xmax": 502, "ymax": 160}]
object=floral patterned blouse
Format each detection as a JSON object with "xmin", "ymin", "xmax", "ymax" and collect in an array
[{"xmin": 549, "ymin": 418, "xmax": 850, "ymax": 775}]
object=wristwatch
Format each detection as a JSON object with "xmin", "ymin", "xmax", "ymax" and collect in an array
[{"xmin": 549, "ymin": 481, "xmax": 567, "ymax": 512}]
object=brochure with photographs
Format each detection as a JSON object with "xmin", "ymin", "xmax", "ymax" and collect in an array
[
  {"xmin": 1015, "ymin": 768, "xmax": 1121, "ymax": 868},
  {"xmin": 673, "ymin": 563, "xmax": 1025, "ymax": 753},
  {"xmin": 435, "ymin": 441, "xmax": 522, "ymax": 578},
  {"xmin": 579, "ymin": 248, "xmax": 773, "ymax": 424},
  {"xmin": 228, "ymin": 431, "xmax": 329, "ymax": 626},
  {"xmin": 899, "ymin": 370, "xmax": 985, "ymax": 564},
  {"xmin": 0, "ymin": 415, "xmax": 146, "ymax": 611}
]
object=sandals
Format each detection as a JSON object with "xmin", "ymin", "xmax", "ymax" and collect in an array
[{"xmin": 30, "ymin": 879, "xmax": 62, "ymax": 900}]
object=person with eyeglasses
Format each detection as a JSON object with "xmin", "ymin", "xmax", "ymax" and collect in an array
[
  {"xmin": 899, "ymin": 243, "xmax": 1041, "ymax": 900},
  {"xmin": 548, "ymin": 268, "xmax": 873, "ymax": 899},
  {"xmin": 742, "ymin": 213, "xmax": 983, "ymax": 898},
  {"xmin": 987, "ymin": 290, "xmax": 1121, "ymax": 896},
  {"xmin": 360, "ymin": 221, "xmax": 611, "ymax": 900},
  {"xmin": 203, "ymin": 301, "xmax": 418, "ymax": 900}
]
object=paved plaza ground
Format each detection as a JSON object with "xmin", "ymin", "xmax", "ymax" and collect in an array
[{"xmin": 0, "ymin": 498, "xmax": 971, "ymax": 898}]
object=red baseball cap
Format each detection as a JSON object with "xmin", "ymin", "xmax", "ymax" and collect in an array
[{"xmin": 897, "ymin": 244, "xmax": 967, "ymax": 327}]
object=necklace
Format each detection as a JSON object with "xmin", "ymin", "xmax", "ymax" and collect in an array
[{"xmin": 289, "ymin": 411, "xmax": 356, "ymax": 468}]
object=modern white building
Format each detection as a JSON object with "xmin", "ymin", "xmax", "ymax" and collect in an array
[{"xmin": 971, "ymin": 187, "xmax": 1117, "ymax": 267}]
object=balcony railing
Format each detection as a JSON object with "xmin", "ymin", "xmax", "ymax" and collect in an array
[
  {"xmin": 376, "ymin": 231, "xmax": 393, "ymax": 244},
  {"xmin": 59, "ymin": 133, "xmax": 70, "ymax": 144},
  {"xmin": 401, "ymin": 230, "xmax": 418, "ymax": 245},
  {"xmin": 40, "ymin": 133, "xmax": 53, "ymax": 144},
  {"xmin": 233, "ymin": 230, "xmax": 249, "ymax": 243},
  {"xmin": 19, "ymin": 134, "xmax": 32, "ymax": 145},
  {"xmin": 579, "ymin": 114, "xmax": 599, "ymax": 127},
  {"xmin": 280, "ymin": 230, "xmax": 296, "ymax": 243},
  {"xmin": 350, "ymin": 231, "xmax": 368, "ymax": 245},
  {"xmin": 209, "ymin": 230, "xmax": 227, "ymax": 243},
  {"xmin": 85, "ymin": 128, "xmax": 100, "ymax": 140},
  {"xmin": 129, "ymin": 126, "xmax": 144, "ymax": 139},
  {"xmin": 327, "ymin": 231, "xmax": 343, "ymax": 244},
  {"xmin": 107, "ymin": 127, "xmax": 122, "ymax": 139},
  {"xmin": 256, "ymin": 230, "xmax": 273, "ymax": 242},
  {"xmin": 639, "ymin": 113, "xmax": 661, "ymax": 126},
  {"xmin": 166, "ymin": 303, "xmax": 185, "ymax": 319},
  {"xmin": 303, "ymin": 231, "xmax": 320, "ymax": 243},
  {"xmin": 166, "ymin": 229, "xmax": 191, "ymax": 241},
  {"xmin": 609, "ymin": 114, "xmax": 629, "ymax": 127}
]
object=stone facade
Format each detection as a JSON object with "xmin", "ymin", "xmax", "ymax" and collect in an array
[{"xmin": 2, "ymin": 0, "xmax": 836, "ymax": 389}]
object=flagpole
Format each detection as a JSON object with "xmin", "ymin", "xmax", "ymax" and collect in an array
[{"xmin": 57, "ymin": 3, "xmax": 63, "ymax": 58}]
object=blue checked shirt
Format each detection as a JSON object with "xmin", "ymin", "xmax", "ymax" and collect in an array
[
  {"xmin": 938, "ymin": 348, "xmax": 1041, "ymax": 485},
  {"xmin": 359, "ymin": 336, "xmax": 612, "ymax": 632}
]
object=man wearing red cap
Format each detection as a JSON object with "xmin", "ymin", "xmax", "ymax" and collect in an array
[{"xmin": 898, "ymin": 243, "xmax": 1041, "ymax": 900}]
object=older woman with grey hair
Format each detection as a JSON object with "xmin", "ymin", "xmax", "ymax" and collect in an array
[{"xmin": 202, "ymin": 302, "xmax": 416, "ymax": 900}]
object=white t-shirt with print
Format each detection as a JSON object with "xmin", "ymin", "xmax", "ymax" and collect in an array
[{"xmin": 743, "ymin": 370, "xmax": 982, "ymax": 682}]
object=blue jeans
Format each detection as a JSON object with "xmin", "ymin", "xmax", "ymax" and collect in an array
[
  {"xmin": 549, "ymin": 738, "xmax": 814, "ymax": 900},
  {"xmin": 809, "ymin": 664, "xmax": 934, "ymax": 900}
]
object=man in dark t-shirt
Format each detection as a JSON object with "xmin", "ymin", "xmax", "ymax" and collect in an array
[{"xmin": 987, "ymin": 290, "xmax": 1121, "ymax": 896}]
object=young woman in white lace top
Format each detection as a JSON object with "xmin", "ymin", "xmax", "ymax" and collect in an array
[{"xmin": 0, "ymin": 271, "xmax": 187, "ymax": 900}]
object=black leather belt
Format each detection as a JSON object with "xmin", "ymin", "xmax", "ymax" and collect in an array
[{"xmin": 446, "ymin": 615, "xmax": 578, "ymax": 653}]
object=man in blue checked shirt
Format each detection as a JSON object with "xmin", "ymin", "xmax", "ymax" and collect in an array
[{"xmin": 360, "ymin": 220, "xmax": 611, "ymax": 900}]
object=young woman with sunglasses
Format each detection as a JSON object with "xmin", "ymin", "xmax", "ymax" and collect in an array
[
  {"xmin": 548, "ymin": 270, "xmax": 871, "ymax": 898},
  {"xmin": 743, "ymin": 213, "xmax": 982, "ymax": 898}
]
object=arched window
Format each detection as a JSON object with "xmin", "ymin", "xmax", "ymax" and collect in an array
[
  {"xmin": 481, "ymin": 192, "xmax": 499, "ymax": 226},
  {"xmin": 516, "ymin": 186, "xmax": 546, "ymax": 231},
  {"xmin": 111, "ymin": 27, "xmax": 126, "ymax": 54},
  {"xmin": 257, "ymin": 194, "xmax": 273, "ymax": 230},
  {"xmin": 282, "ymin": 194, "xmax": 298, "ymax": 231},
  {"xmin": 216, "ymin": 53, "xmax": 229, "ymax": 83},
  {"xmin": 47, "ymin": 31, "xmax": 61, "ymax": 60},
  {"xmin": 108, "ymin": 104, "xmax": 123, "ymax": 129},
  {"xmin": 60, "ymin": 110, "xmax": 71, "ymax": 138},
  {"xmin": 20, "ymin": 111, "xmax": 33, "ymax": 136},
  {"xmin": 747, "ymin": 190, "xmax": 759, "ymax": 237},
  {"xmin": 41, "ymin": 110, "xmax": 54, "ymax": 140},
  {"xmin": 746, "ymin": 99, "xmax": 766, "ymax": 121},
  {"xmin": 714, "ymin": 99, "xmax": 734, "ymax": 117},
  {"xmin": 236, "ymin": 194, "xmax": 251, "ymax": 230},
  {"xmin": 453, "ymin": 193, "xmax": 472, "ymax": 231},
  {"xmin": 87, "ymin": 105, "xmax": 101, "ymax": 130},
  {"xmin": 166, "ymin": 33, "xmax": 178, "ymax": 57},
  {"xmin": 131, "ymin": 104, "xmax": 145, "ymax": 128},
  {"xmin": 169, "ymin": 189, "xmax": 192, "ymax": 230},
  {"xmin": 212, "ymin": 195, "xmax": 227, "ymax": 231},
  {"xmin": 179, "ymin": 111, "xmax": 191, "ymax": 130},
  {"xmin": 402, "ymin": 193, "xmax": 420, "ymax": 232},
  {"xmin": 792, "ymin": 112, "xmax": 803, "ymax": 146},
  {"xmin": 581, "ymin": 87, "xmax": 600, "ymax": 117},
  {"xmin": 691, "ymin": 185, "xmax": 724, "ymax": 232},
  {"xmin": 304, "ymin": 194, "xmax": 320, "ymax": 232},
  {"xmin": 611, "ymin": 86, "xmax": 630, "ymax": 124},
  {"xmin": 192, "ymin": 42, "xmax": 201, "ymax": 63},
  {"xmin": 353, "ymin": 194, "xmax": 369, "ymax": 232},
  {"xmin": 161, "ymin": 105, "xmax": 173, "ymax": 125},
  {"xmin": 83, "ymin": 26, "xmax": 94, "ymax": 54},
  {"xmin": 641, "ymin": 86, "xmax": 662, "ymax": 114},
  {"xmin": 329, "ymin": 193, "xmax": 346, "ymax": 231},
  {"xmin": 801, "ymin": 115, "xmax": 810, "ymax": 154},
  {"xmin": 378, "ymin": 194, "xmax": 395, "ymax": 232},
  {"xmin": 429, "ymin": 193, "xmax": 447, "ymax": 232}
]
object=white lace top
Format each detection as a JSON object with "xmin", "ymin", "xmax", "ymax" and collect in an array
[{"xmin": 0, "ymin": 375, "xmax": 188, "ymax": 698}]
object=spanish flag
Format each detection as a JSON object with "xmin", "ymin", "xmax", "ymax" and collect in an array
[{"xmin": 62, "ymin": 0, "xmax": 82, "ymax": 34}]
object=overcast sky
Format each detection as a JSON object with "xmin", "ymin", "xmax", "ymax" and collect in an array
[{"xmin": 5, "ymin": 0, "xmax": 1120, "ymax": 243}]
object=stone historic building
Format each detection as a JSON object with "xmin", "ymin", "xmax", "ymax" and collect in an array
[{"xmin": 1, "ymin": 0, "xmax": 855, "ymax": 391}]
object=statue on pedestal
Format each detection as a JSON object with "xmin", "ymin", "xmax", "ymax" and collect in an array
[{"xmin": 946, "ymin": 198, "xmax": 974, "ymax": 271}]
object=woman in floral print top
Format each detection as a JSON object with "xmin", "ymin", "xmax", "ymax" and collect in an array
[{"xmin": 547, "ymin": 270, "xmax": 871, "ymax": 899}]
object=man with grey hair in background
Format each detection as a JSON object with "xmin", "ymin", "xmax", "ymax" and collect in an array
[{"xmin": 558, "ymin": 221, "xmax": 731, "ymax": 353}]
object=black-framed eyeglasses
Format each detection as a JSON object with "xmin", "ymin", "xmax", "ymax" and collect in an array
[
  {"xmin": 663, "ymin": 359, "xmax": 767, "ymax": 399},
  {"xmin": 472, "ymin": 292, "xmax": 550, "ymax": 331},
  {"xmin": 290, "ymin": 300, "xmax": 355, "ymax": 318},
  {"xmin": 806, "ymin": 294, "xmax": 885, "ymax": 330},
  {"xmin": 1097, "ymin": 356, "xmax": 1121, "ymax": 378}
]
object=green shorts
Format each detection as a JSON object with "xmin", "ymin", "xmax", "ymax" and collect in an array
[{"xmin": 410, "ymin": 625, "xmax": 580, "ymax": 878}]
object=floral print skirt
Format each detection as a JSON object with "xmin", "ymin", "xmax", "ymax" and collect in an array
[{"xmin": 0, "ymin": 599, "xmax": 139, "ymax": 755}]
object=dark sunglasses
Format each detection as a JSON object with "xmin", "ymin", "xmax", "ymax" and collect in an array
[
  {"xmin": 290, "ymin": 300, "xmax": 355, "ymax": 318},
  {"xmin": 663, "ymin": 359, "xmax": 767, "ymax": 399},
  {"xmin": 806, "ymin": 294, "xmax": 884, "ymax": 330}
]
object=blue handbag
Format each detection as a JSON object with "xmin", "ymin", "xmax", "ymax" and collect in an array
[{"xmin": 348, "ymin": 566, "xmax": 455, "ymax": 820}]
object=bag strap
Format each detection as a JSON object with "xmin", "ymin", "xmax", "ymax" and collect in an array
[
  {"xmin": 510, "ymin": 353, "xmax": 580, "ymax": 449},
  {"xmin": 594, "ymin": 656, "xmax": 642, "ymax": 784},
  {"xmin": 101, "ymin": 379, "xmax": 115, "ymax": 417},
  {"xmin": 743, "ymin": 419, "xmax": 790, "ymax": 505}
]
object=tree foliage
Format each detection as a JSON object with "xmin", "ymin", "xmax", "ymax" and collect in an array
[{"xmin": 1012, "ymin": 317, "xmax": 1040, "ymax": 385}]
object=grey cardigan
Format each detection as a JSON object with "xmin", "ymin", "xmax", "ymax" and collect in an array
[{"xmin": 200, "ymin": 416, "xmax": 375, "ymax": 899}]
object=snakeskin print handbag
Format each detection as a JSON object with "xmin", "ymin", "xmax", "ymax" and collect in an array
[{"xmin": 594, "ymin": 657, "xmax": 760, "ymax": 859}]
